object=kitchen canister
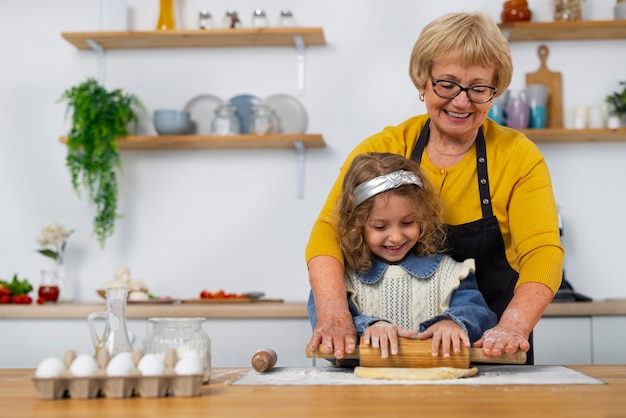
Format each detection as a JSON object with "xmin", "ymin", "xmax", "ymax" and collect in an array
[
  {"xmin": 249, "ymin": 103, "xmax": 278, "ymax": 134},
  {"xmin": 143, "ymin": 318, "xmax": 211, "ymax": 383},
  {"xmin": 211, "ymin": 104, "xmax": 240, "ymax": 135},
  {"xmin": 554, "ymin": 0, "xmax": 583, "ymax": 21}
]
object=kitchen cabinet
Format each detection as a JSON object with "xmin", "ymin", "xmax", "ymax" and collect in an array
[
  {"xmin": 60, "ymin": 27, "xmax": 328, "ymax": 197},
  {"xmin": 499, "ymin": 20, "xmax": 626, "ymax": 142}
]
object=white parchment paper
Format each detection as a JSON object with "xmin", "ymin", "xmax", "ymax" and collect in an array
[{"xmin": 231, "ymin": 365, "xmax": 604, "ymax": 386}]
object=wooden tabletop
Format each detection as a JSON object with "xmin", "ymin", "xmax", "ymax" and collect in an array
[{"xmin": 3, "ymin": 365, "xmax": 626, "ymax": 417}]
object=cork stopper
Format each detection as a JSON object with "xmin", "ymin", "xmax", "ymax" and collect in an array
[{"xmin": 251, "ymin": 348, "xmax": 277, "ymax": 372}]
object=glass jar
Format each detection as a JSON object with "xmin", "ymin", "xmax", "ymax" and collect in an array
[
  {"xmin": 279, "ymin": 10, "xmax": 295, "ymax": 27},
  {"xmin": 252, "ymin": 9, "xmax": 269, "ymax": 28},
  {"xmin": 143, "ymin": 317, "xmax": 211, "ymax": 383},
  {"xmin": 249, "ymin": 104, "xmax": 277, "ymax": 135},
  {"xmin": 211, "ymin": 104, "xmax": 240, "ymax": 135},
  {"xmin": 554, "ymin": 0, "xmax": 583, "ymax": 21},
  {"xmin": 501, "ymin": 0, "xmax": 532, "ymax": 22},
  {"xmin": 198, "ymin": 9, "xmax": 213, "ymax": 29},
  {"xmin": 156, "ymin": 0, "xmax": 176, "ymax": 30},
  {"xmin": 222, "ymin": 10, "xmax": 241, "ymax": 28},
  {"xmin": 38, "ymin": 270, "xmax": 59, "ymax": 302}
]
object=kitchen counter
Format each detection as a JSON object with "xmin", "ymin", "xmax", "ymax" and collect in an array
[
  {"xmin": 1, "ymin": 299, "xmax": 626, "ymax": 319},
  {"xmin": 2, "ymin": 366, "xmax": 625, "ymax": 417}
]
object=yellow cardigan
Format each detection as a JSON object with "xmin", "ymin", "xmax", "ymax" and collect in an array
[{"xmin": 305, "ymin": 114, "xmax": 564, "ymax": 294}]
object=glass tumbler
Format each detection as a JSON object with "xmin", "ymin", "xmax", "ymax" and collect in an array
[
  {"xmin": 143, "ymin": 317, "xmax": 211, "ymax": 383},
  {"xmin": 38, "ymin": 270, "xmax": 60, "ymax": 302}
]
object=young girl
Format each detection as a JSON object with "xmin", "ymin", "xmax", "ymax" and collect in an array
[{"xmin": 307, "ymin": 152, "xmax": 497, "ymax": 364}]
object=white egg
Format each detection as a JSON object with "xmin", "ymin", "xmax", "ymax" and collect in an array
[
  {"xmin": 174, "ymin": 351, "xmax": 203, "ymax": 375},
  {"xmin": 69, "ymin": 354, "xmax": 99, "ymax": 377},
  {"xmin": 106, "ymin": 352, "xmax": 135, "ymax": 376},
  {"xmin": 137, "ymin": 354, "xmax": 165, "ymax": 376},
  {"xmin": 35, "ymin": 357, "xmax": 66, "ymax": 378}
]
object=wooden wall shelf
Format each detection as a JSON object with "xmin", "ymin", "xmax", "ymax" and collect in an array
[
  {"xmin": 59, "ymin": 134, "xmax": 326, "ymax": 150},
  {"xmin": 520, "ymin": 128, "xmax": 626, "ymax": 143},
  {"xmin": 499, "ymin": 20, "xmax": 626, "ymax": 41},
  {"xmin": 61, "ymin": 27, "xmax": 326, "ymax": 50}
]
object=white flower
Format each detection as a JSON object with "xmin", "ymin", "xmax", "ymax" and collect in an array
[
  {"xmin": 37, "ymin": 222, "xmax": 71, "ymax": 247},
  {"xmin": 36, "ymin": 222, "xmax": 73, "ymax": 264}
]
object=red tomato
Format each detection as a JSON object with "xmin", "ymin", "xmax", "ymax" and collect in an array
[
  {"xmin": 37, "ymin": 297, "xmax": 45, "ymax": 305},
  {"xmin": 0, "ymin": 295, "xmax": 11, "ymax": 304}
]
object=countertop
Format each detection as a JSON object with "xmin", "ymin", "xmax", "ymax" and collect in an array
[
  {"xmin": 3, "ymin": 366, "xmax": 626, "ymax": 417},
  {"xmin": 1, "ymin": 300, "xmax": 626, "ymax": 319}
]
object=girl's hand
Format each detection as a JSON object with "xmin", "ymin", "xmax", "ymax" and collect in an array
[
  {"xmin": 362, "ymin": 322, "xmax": 414, "ymax": 358},
  {"xmin": 416, "ymin": 319, "xmax": 470, "ymax": 357}
]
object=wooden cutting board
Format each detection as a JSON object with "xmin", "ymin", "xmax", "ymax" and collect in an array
[{"xmin": 526, "ymin": 44, "xmax": 563, "ymax": 128}]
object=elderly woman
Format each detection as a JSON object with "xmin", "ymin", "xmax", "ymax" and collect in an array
[{"xmin": 306, "ymin": 12, "xmax": 563, "ymax": 364}]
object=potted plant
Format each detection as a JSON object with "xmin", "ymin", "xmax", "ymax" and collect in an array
[
  {"xmin": 59, "ymin": 78, "xmax": 143, "ymax": 246},
  {"xmin": 606, "ymin": 80, "xmax": 626, "ymax": 121}
]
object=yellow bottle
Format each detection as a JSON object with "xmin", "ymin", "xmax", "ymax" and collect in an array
[{"xmin": 156, "ymin": 0, "xmax": 175, "ymax": 30}]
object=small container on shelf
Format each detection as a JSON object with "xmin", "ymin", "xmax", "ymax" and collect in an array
[
  {"xmin": 198, "ymin": 9, "xmax": 213, "ymax": 29},
  {"xmin": 553, "ymin": 0, "xmax": 583, "ymax": 21},
  {"xmin": 249, "ymin": 104, "xmax": 277, "ymax": 135},
  {"xmin": 211, "ymin": 104, "xmax": 241, "ymax": 135},
  {"xmin": 222, "ymin": 10, "xmax": 241, "ymax": 29},
  {"xmin": 38, "ymin": 270, "xmax": 60, "ymax": 303},
  {"xmin": 279, "ymin": 10, "xmax": 296, "ymax": 27},
  {"xmin": 252, "ymin": 9, "xmax": 269, "ymax": 28},
  {"xmin": 501, "ymin": 0, "xmax": 532, "ymax": 23}
]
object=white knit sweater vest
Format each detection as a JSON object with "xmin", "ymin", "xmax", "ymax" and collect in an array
[{"xmin": 346, "ymin": 257, "xmax": 475, "ymax": 332}]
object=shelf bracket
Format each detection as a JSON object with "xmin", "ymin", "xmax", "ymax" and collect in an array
[
  {"xmin": 294, "ymin": 140, "xmax": 306, "ymax": 199},
  {"xmin": 293, "ymin": 35, "xmax": 306, "ymax": 97},
  {"xmin": 86, "ymin": 38, "xmax": 105, "ymax": 84}
]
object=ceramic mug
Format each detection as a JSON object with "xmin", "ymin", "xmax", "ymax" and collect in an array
[
  {"xmin": 504, "ymin": 99, "xmax": 530, "ymax": 129},
  {"xmin": 488, "ymin": 90, "xmax": 510, "ymax": 126},
  {"xmin": 526, "ymin": 84, "xmax": 548, "ymax": 129}
]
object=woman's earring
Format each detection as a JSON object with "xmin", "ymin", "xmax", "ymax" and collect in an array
[{"xmin": 419, "ymin": 92, "xmax": 425, "ymax": 102}]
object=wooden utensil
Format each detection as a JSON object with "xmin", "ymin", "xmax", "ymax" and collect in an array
[
  {"xmin": 306, "ymin": 337, "xmax": 526, "ymax": 369},
  {"xmin": 526, "ymin": 44, "xmax": 563, "ymax": 128}
]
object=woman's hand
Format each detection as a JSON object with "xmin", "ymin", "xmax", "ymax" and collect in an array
[
  {"xmin": 362, "ymin": 322, "xmax": 414, "ymax": 359},
  {"xmin": 308, "ymin": 307, "xmax": 358, "ymax": 363},
  {"xmin": 473, "ymin": 324, "xmax": 530, "ymax": 356},
  {"xmin": 416, "ymin": 319, "xmax": 470, "ymax": 357}
]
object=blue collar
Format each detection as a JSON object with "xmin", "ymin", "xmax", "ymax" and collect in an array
[{"xmin": 355, "ymin": 253, "xmax": 444, "ymax": 284}]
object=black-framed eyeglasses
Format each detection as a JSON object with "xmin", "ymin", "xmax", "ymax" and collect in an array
[{"xmin": 431, "ymin": 78, "xmax": 497, "ymax": 104}]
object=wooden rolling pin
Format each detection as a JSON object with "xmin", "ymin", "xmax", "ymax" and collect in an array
[{"xmin": 306, "ymin": 337, "xmax": 526, "ymax": 369}]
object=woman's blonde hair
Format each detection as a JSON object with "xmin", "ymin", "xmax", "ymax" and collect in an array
[
  {"xmin": 409, "ymin": 12, "xmax": 512, "ymax": 97},
  {"xmin": 337, "ymin": 153, "xmax": 446, "ymax": 273}
]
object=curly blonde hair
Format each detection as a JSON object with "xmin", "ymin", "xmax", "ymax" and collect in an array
[
  {"xmin": 337, "ymin": 153, "xmax": 446, "ymax": 274},
  {"xmin": 409, "ymin": 12, "xmax": 513, "ymax": 98}
]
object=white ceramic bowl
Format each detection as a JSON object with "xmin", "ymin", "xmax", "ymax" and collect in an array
[{"xmin": 153, "ymin": 109, "xmax": 191, "ymax": 135}]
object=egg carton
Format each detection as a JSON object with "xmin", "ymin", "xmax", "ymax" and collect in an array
[
  {"xmin": 32, "ymin": 373, "xmax": 203, "ymax": 399},
  {"xmin": 32, "ymin": 348, "xmax": 205, "ymax": 400}
]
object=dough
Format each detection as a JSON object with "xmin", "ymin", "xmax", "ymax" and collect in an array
[{"xmin": 354, "ymin": 366, "xmax": 478, "ymax": 381}]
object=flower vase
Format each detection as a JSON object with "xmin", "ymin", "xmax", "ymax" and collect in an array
[{"xmin": 56, "ymin": 263, "xmax": 74, "ymax": 302}]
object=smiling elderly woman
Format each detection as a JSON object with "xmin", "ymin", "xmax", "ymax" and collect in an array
[{"xmin": 305, "ymin": 11, "xmax": 563, "ymax": 365}]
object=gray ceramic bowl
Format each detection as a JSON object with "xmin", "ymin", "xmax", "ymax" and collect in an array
[{"xmin": 153, "ymin": 109, "xmax": 191, "ymax": 135}]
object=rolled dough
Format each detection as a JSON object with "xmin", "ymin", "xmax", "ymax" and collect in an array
[{"xmin": 354, "ymin": 366, "xmax": 478, "ymax": 381}]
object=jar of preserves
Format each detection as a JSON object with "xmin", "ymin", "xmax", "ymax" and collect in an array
[
  {"xmin": 211, "ymin": 104, "xmax": 240, "ymax": 135},
  {"xmin": 143, "ymin": 317, "xmax": 211, "ymax": 383},
  {"xmin": 554, "ymin": 0, "xmax": 583, "ymax": 21},
  {"xmin": 501, "ymin": 0, "xmax": 532, "ymax": 22}
]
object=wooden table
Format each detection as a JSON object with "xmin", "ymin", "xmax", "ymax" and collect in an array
[{"xmin": 2, "ymin": 366, "xmax": 626, "ymax": 417}]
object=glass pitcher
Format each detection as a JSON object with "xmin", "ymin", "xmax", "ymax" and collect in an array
[{"xmin": 87, "ymin": 286, "xmax": 133, "ymax": 357}]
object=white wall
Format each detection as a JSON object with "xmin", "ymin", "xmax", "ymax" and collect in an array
[{"xmin": 1, "ymin": 0, "xmax": 625, "ymax": 305}]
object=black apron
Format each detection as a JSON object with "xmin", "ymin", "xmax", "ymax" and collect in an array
[{"xmin": 410, "ymin": 120, "xmax": 533, "ymax": 364}]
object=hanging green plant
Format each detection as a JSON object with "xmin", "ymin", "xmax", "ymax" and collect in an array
[
  {"xmin": 59, "ymin": 78, "xmax": 143, "ymax": 246},
  {"xmin": 606, "ymin": 80, "xmax": 626, "ymax": 118}
]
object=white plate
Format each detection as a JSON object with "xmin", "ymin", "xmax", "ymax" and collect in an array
[
  {"xmin": 263, "ymin": 94, "xmax": 308, "ymax": 134},
  {"xmin": 184, "ymin": 94, "xmax": 223, "ymax": 135},
  {"xmin": 228, "ymin": 94, "xmax": 261, "ymax": 134}
]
